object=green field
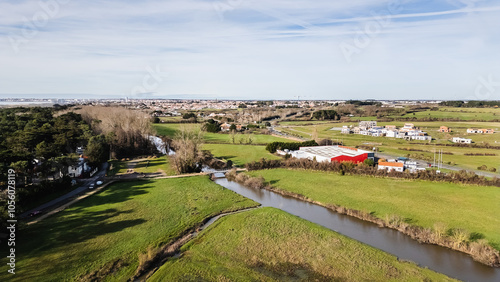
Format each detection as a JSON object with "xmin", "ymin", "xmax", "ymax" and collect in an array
[
  {"xmin": 108, "ymin": 156, "xmax": 177, "ymax": 176},
  {"xmin": 0, "ymin": 177, "xmax": 258, "ymax": 281},
  {"xmin": 248, "ymin": 169, "xmax": 500, "ymax": 250},
  {"xmin": 150, "ymin": 208, "xmax": 455, "ymax": 281},
  {"xmin": 202, "ymin": 144, "xmax": 281, "ymax": 166},
  {"xmin": 204, "ymin": 132, "xmax": 290, "ymax": 144},
  {"xmin": 153, "ymin": 123, "xmax": 290, "ymax": 144}
]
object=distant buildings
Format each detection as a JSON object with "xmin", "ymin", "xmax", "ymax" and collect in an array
[
  {"xmin": 467, "ymin": 128, "xmax": 495, "ymax": 134},
  {"xmin": 341, "ymin": 121, "xmax": 432, "ymax": 141}
]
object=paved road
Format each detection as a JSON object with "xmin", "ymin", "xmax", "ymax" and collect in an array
[
  {"xmin": 20, "ymin": 162, "xmax": 109, "ymax": 218},
  {"xmin": 375, "ymin": 152, "xmax": 500, "ymax": 178}
]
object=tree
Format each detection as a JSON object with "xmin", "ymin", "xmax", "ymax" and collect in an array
[
  {"xmin": 238, "ymin": 103, "xmax": 247, "ymax": 108},
  {"xmin": 182, "ymin": 112, "xmax": 196, "ymax": 119},
  {"xmin": 171, "ymin": 126, "xmax": 205, "ymax": 173},
  {"xmin": 229, "ymin": 124, "xmax": 237, "ymax": 131},
  {"xmin": 86, "ymin": 135, "xmax": 109, "ymax": 165},
  {"xmin": 203, "ymin": 119, "xmax": 221, "ymax": 133}
]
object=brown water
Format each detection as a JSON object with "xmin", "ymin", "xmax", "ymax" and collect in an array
[{"xmin": 214, "ymin": 178, "xmax": 500, "ymax": 282}]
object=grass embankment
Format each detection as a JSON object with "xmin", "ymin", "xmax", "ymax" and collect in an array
[
  {"xmin": 248, "ymin": 169, "xmax": 500, "ymax": 251},
  {"xmin": 150, "ymin": 208, "xmax": 455, "ymax": 281},
  {"xmin": 108, "ymin": 156, "xmax": 176, "ymax": 176},
  {"xmin": 0, "ymin": 177, "xmax": 257, "ymax": 281},
  {"xmin": 202, "ymin": 144, "xmax": 281, "ymax": 167}
]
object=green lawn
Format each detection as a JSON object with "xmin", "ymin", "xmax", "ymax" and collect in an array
[
  {"xmin": 248, "ymin": 169, "xmax": 500, "ymax": 250},
  {"xmin": 0, "ymin": 177, "xmax": 258, "ymax": 281},
  {"xmin": 108, "ymin": 156, "xmax": 177, "ymax": 176},
  {"xmin": 150, "ymin": 208, "xmax": 455, "ymax": 281},
  {"xmin": 202, "ymin": 144, "xmax": 281, "ymax": 166}
]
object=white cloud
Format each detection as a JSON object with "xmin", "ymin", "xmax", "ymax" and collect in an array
[{"xmin": 0, "ymin": 0, "xmax": 499, "ymax": 100}]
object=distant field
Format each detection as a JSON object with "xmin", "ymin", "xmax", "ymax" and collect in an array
[
  {"xmin": 248, "ymin": 169, "xmax": 500, "ymax": 250},
  {"xmin": 0, "ymin": 177, "xmax": 258, "ymax": 281},
  {"xmin": 108, "ymin": 155, "xmax": 177, "ymax": 176},
  {"xmin": 150, "ymin": 208, "xmax": 455, "ymax": 281},
  {"xmin": 389, "ymin": 107, "xmax": 500, "ymax": 121},
  {"xmin": 202, "ymin": 144, "xmax": 281, "ymax": 166}
]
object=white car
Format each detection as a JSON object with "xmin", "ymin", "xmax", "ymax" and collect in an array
[
  {"xmin": 96, "ymin": 181, "xmax": 103, "ymax": 185},
  {"xmin": 88, "ymin": 183, "xmax": 95, "ymax": 189}
]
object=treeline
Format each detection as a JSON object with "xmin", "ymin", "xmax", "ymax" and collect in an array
[
  {"xmin": 312, "ymin": 110, "xmax": 339, "ymax": 120},
  {"xmin": 76, "ymin": 106, "xmax": 157, "ymax": 158},
  {"xmin": 0, "ymin": 107, "xmax": 95, "ymax": 185},
  {"xmin": 244, "ymin": 158, "xmax": 500, "ymax": 187},
  {"xmin": 265, "ymin": 140, "xmax": 318, "ymax": 153},
  {"xmin": 440, "ymin": 101, "xmax": 500, "ymax": 107}
]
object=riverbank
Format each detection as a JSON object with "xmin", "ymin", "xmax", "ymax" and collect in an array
[
  {"xmin": 233, "ymin": 169, "xmax": 500, "ymax": 267},
  {"xmin": 149, "ymin": 208, "xmax": 456, "ymax": 281},
  {"xmin": 0, "ymin": 177, "xmax": 258, "ymax": 281}
]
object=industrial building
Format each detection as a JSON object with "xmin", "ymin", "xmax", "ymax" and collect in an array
[{"xmin": 291, "ymin": 146, "xmax": 374, "ymax": 163}]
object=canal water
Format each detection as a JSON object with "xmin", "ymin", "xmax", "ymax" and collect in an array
[{"xmin": 214, "ymin": 178, "xmax": 500, "ymax": 282}]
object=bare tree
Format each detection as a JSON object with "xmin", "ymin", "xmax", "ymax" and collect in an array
[{"xmin": 171, "ymin": 125, "xmax": 205, "ymax": 173}]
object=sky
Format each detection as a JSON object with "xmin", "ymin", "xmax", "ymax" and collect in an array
[{"xmin": 1, "ymin": 0, "xmax": 499, "ymax": 100}]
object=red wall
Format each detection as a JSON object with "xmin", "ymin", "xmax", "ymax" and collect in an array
[{"xmin": 331, "ymin": 153, "xmax": 368, "ymax": 164}]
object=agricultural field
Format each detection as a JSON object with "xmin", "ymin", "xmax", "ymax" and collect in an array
[
  {"xmin": 0, "ymin": 177, "xmax": 258, "ymax": 281},
  {"xmin": 248, "ymin": 169, "xmax": 500, "ymax": 250},
  {"xmin": 150, "ymin": 208, "xmax": 455, "ymax": 281},
  {"xmin": 202, "ymin": 144, "xmax": 281, "ymax": 167},
  {"xmin": 387, "ymin": 107, "xmax": 500, "ymax": 121}
]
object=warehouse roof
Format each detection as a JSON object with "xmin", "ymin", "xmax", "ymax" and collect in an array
[{"xmin": 298, "ymin": 146, "xmax": 372, "ymax": 159}]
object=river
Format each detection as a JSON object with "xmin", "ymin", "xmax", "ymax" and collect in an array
[{"xmin": 214, "ymin": 178, "xmax": 500, "ymax": 282}]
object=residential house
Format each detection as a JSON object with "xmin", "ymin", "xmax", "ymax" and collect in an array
[
  {"xmin": 400, "ymin": 123, "xmax": 415, "ymax": 132},
  {"xmin": 378, "ymin": 161, "xmax": 404, "ymax": 172},
  {"xmin": 439, "ymin": 126, "xmax": 451, "ymax": 133},
  {"xmin": 359, "ymin": 121, "xmax": 377, "ymax": 129},
  {"xmin": 220, "ymin": 123, "xmax": 231, "ymax": 131},
  {"xmin": 341, "ymin": 126, "xmax": 352, "ymax": 134}
]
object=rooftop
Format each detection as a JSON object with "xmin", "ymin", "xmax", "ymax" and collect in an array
[{"xmin": 298, "ymin": 145, "xmax": 371, "ymax": 158}]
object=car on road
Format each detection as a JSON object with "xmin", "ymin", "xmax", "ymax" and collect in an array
[
  {"xmin": 88, "ymin": 183, "xmax": 95, "ymax": 189},
  {"xmin": 29, "ymin": 210, "xmax": 42, "ymax": 217},
  {"xmin": 96, "ymin": 181, "xmax": 103, "ymax": 185}
]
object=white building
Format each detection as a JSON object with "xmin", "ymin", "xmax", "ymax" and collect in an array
[
  {"xmin": 341, "ymin": 126, "xmax": 352, "ymax": 134},
  {"xmin": 452, "ymin": 137, "xmax": 472, "ymax": 144},
  {"xmin": 378, "ymin": 161, "xmax": 404, "ymax": 172},
  {"xmin": 359, "ymin": 121, "xmax": 377, "ymax": 129}
]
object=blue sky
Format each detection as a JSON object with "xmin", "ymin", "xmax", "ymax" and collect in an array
[{"xmin": 1, "ymin": 0, "xmax": 499, "ymax": 100}]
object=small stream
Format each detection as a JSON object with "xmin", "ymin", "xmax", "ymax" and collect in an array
[{"xmin": 214, "ymin": 178, "xmax": 500, "ymax": 282}]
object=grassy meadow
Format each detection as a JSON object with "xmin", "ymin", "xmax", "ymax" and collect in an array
[
  {"xmin": 0, "ymin": 177, "xmax": 257, "ymax": 281},
  {"xmin": 150, "ymin": 208, "xmax": 455, "ymax": 281},
  {"xmin": 248, "ymin": 169, "xmax": 500, "ymax": 250}
]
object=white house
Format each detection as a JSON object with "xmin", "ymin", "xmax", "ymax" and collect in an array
[{"xmin": 452, "ymin": 137, "xmax": 472, "ymax": 144}]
